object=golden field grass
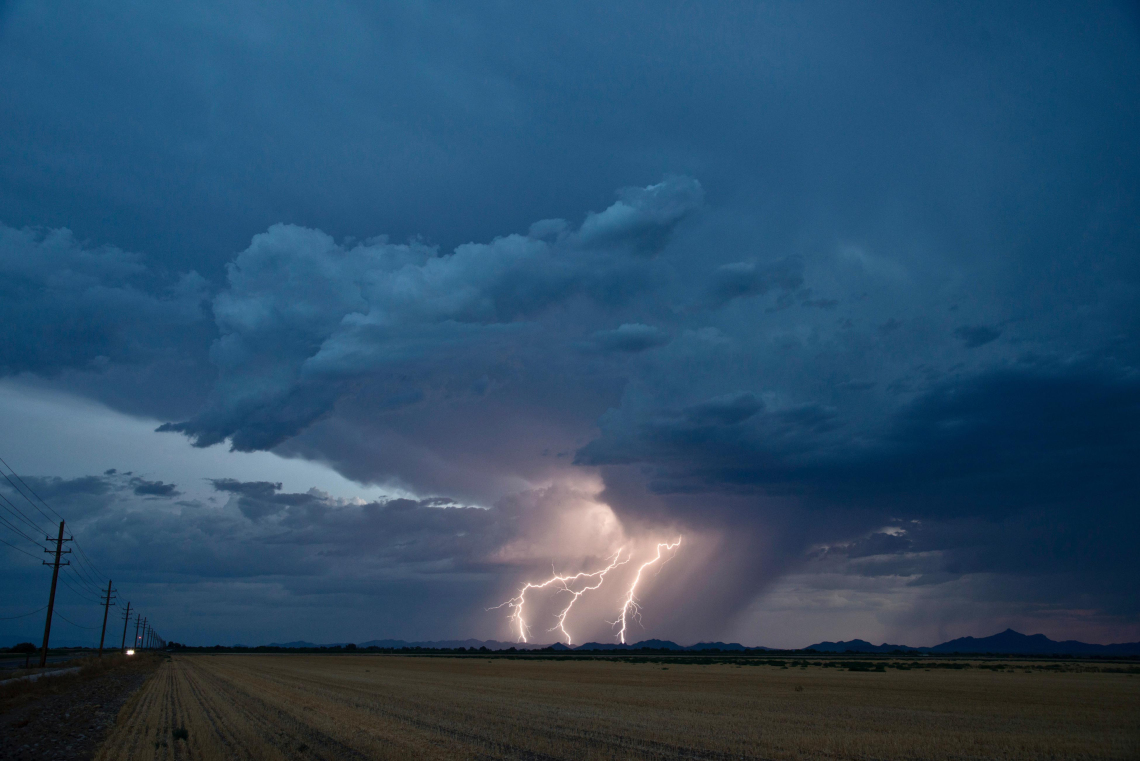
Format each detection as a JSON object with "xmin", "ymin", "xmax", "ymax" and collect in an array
[{"xmin": 95, "ymin": 654, "xmax": 1138, "ymax": 760}]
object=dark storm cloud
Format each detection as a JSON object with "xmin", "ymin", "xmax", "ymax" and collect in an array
[
  {"xmin": 157, "ymin": 177, "xmax": 703, "ymax": 452},
  {"xmin": 954, "ymin": 325, "xmax": 1002, "ymax": 348},
  {"xmin": 703, "ymin": 258, "xmax": 804, "ymax": 309},
  {"xmin": 210, "ymin": 479, "xmax": 326, "ymax": 521},
  {"xmin": 18, "ymin": 475, "xmax": 112, "ymax": 498},
  {"xmin": 0, "ymin": 225, "xmax": 208, "ymax": 376},
  {"xmin": 576, "ymin": 358, "xmax": 1140, "ymax": 639},
  {"xmin": 580, "ymin": 360, "xmax": 1140, "ymax": 513},
  {"xmin": 589, "ymin": 324, "xmax": 670, "ymax": 354},
  {"xmin": 818, "ymin": 531, "xmax": 913, "ymax": 561},
  {"xmin": 681, "ymin": 393, "xmax": 765, "ymax": 428},
  {"xmin": 575, "ymin": 179, "xmax": 705, "ymax": 254},
  {"xmin": 130, "ymin": 477, "xmax": 181, "ymax": 498},
  {"xmin": 1, "ymin": 0, "xmax": 1138, "ymax": 643}
]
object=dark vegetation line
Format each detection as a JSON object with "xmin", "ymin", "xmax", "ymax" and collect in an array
[{"xmin": 156, "ymin": 644, "xmax": 1140, "ymax": 671}]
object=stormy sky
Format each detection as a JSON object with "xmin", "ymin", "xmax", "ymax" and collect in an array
[{"xmin": 1, "ymin": 1, "xmax": 1138, "ymax": 648}]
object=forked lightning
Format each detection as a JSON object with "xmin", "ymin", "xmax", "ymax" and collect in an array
[
  {"xmin": 614, "ymin": 537, "xmax": 682, "ymax": 644},
  {"xmin": 492, "ymin": 537, "xmax": 684, "ymax": 644},
  {"xmin": 490, "ymin": 549, "xmax": 629, "ymax": 644}
]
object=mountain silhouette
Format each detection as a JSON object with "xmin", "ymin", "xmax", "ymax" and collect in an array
[
  {"xmin": 804, "ymin": 629, "xmax": 1140, "ymax": 655},
  {"xmin": 259, "ymin": 629, "xmax": 1140, "ymax": 655}
]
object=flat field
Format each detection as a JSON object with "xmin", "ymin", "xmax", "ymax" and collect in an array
[{"xmin": 96, "ymin": 654, "xmax": 1138, "ymax": 760}]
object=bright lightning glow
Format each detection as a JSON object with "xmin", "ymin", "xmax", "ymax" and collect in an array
[
  {"xmin": 548, "ymin": 550, "xmax": 628, "ymax": 645},
  {"xmin": 491, "ymin": 549, "xmax": 627, "ymax": 643},
  {"xmin": 614, "ymin": 537, "xmax": 682, "ymax": 644}
]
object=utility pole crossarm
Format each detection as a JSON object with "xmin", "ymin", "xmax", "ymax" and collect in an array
[
  {"xmin": 120, "ymin": 602, "xmax": 132, "ymax": 653},
  {"xmin": 98, "ymin": 580, "xmax": 116, "ymax": 657},
  {"xmin": 39, "ymin": 521, "xmax": 71, "ymax": 668}
]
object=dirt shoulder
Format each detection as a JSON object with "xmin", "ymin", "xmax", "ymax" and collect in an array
[{"xmin": 0, "ymin": 653, "xmax": 162, "ymax": 761}]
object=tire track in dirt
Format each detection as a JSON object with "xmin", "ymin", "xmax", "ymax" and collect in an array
[
  {"xmin": 98, "ymin": 657, "xmax": 383, "ymax": 760},
  {"xmin": 95, "ymin": 660, "xmax": 167, "ymax": 760},
  {"xmin": 200, "ymin": 657, "xmax": 444, "ymax": 758},
  {"xmin": 206, "ymin": 660, "xmax": 504, "ymax": 757},
  {"xmin": 184, "ymin": 658, "xmax": 374, "ymax": 760},
  {"xmin": 172, "ymin": 657, "xmax": 238, "ymax": 758}
]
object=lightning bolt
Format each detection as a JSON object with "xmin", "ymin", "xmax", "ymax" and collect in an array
[
  {"xmin": 491, "ymin": 548, "xmax": 628, "ymax": 644},
  {"xmin": 548, "ymin": 550, "xmax": 629, "ymax": 645},
  {"xmin": 614, "ymin": 536, "xmax": 682, "ymax": 644}
]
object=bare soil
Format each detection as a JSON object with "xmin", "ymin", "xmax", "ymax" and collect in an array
[{"xmin": 0, "ymin": 654, "xmax": 161, "ymax": 760}]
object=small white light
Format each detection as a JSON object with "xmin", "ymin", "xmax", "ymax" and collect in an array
[{"xmin": 126, "ymin": 649, "xmax": 135, "ymax": 655}]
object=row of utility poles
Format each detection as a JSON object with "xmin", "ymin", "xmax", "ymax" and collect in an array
[{"xmin": 38, "ymin": 519, "xmax": 164, "ymax": 667}]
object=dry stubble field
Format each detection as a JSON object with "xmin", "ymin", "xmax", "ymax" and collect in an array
[{"xmin": 95, "ymin": 654, "xmax": 1138, "ymax": 760}]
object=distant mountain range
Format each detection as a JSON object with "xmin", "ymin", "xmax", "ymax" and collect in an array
[
  {"xmin": 264, "ymin": 629, "xmax": 1140, "ymax": 656},
  {"xmin": 268, "ymin": 639, "xmax": 554, "ymax": 651},
  {"xmin": 929, "ymin": 629, "xmax": 1140, "ymax": 656},
  {"xmin": 572, "ymin": 639, "xmax": 774, "ymax": 652},
  {"xmin": 805, "ymin": 629, "xmax": 1140, "ymax": 656}
]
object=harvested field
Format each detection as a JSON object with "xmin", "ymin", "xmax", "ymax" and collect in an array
[{"xmin": 96, "ymin": 654, "xmax": 1139, "ymax": 760}]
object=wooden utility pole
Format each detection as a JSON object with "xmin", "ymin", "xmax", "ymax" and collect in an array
[
  {"xmin": 133, "ymin": 614, "xmax": 142, "ymax": 652},
  {"xmin": 120, "ymin": 602, "xmax": 131, "ymax": 652},
  {"xmin": 39, "ymin": 521, "xmax": 71, "ymax": 668},
  {"xmin": 140, "ymin": 617, "xmax": 147, "ymax": 650},
  {"xmin": 98, "ymin": 580, "xmax": 116, "ymax": 657}
]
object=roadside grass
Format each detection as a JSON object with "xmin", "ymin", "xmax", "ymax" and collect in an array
[{"xmin": 0, "ymin": 653, "xmax": 163, "ymax": 713}]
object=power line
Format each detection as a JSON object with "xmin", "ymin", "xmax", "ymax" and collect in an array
[
  {"xmin": 70, "ymin": 544, "xmax": 107, "ymax": 586},
  {"xmin": 53, "ymin": 610, "xmax": 102, "ymax": 630},
  {"xmin": 0, "ymin": 515, "xmax": 48, "ymax": 549},
  {"xmin": 57, "ymin": 572, "xmax": 101, "ymax": 603},
  {"xmin": 0, "ymin": 604, "xmax": 47, "ymax": 620},
  {"xmin": 0, "ymin": 493, "xmax": 52, "ymax": 544},
  {"xmin": 0, "ymin": 536, "xmax": 47, "ymax": 561},
  {"xmin": 0, "ymin": 454, "xmax": 115, "ymax": 591},
  {"xmin": 0, "ymin": 470, "xmax": 58, "ymax": 531},
  {"xmin": 62, "ymin": 575, "xmax": 109, "ymax": 607},
  {"xmin": 0, "ymin": 456, "xmax": 112, "ymax": 587},
  {"xmin": 57, "ymin": 570, "xmax": 103, "ymax": 603},
  {"xmin": 0, "ymin": 491, "xmax": 52, "ymax": 538},
  {"xmin": 0, "ymin": 456, "xmax": 64, "ymax": 525},
  {"xmin": 65, "ymin": 569, "xmax": 108, "ymax": 599},
  {"xmin": 0, "ymin": 487, "xmax": 53, "ymax": 530},
  {"xmin": 60, "ymin": 548, "xmax": 107, "ymax": 593},
  {"xmin": 0, "ymin": 512, "xmax": 50, "ymax": 549},
  {"xmin": 61, "ymin": 561, "xmax": 107, "ymax": 595}
]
